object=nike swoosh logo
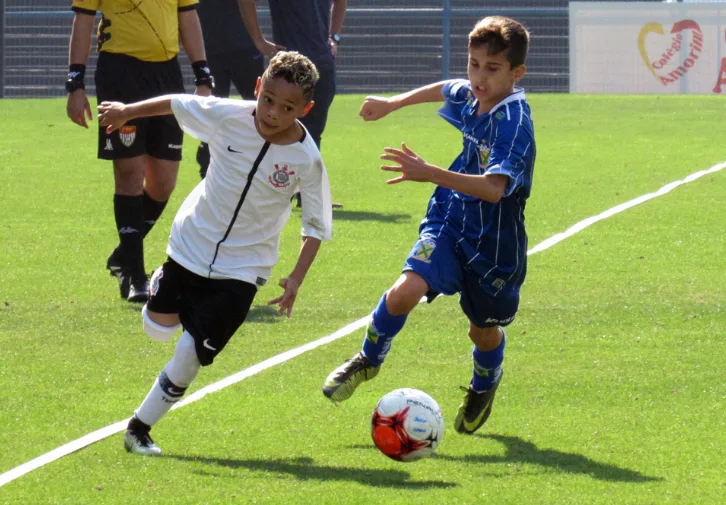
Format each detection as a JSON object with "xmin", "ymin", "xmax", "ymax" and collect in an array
[
  {"xmin": 167, "ymin": 387, "xmax": 183, "ymax": 395},
  {"xmin": 227, "ymin": 145, "xmax": 244, "ymax": 154},
  {"xmin": 203, "ymin": 339, "xmax": 217, "ymax": 351}
]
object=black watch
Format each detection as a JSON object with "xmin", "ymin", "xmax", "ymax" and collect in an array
[
  {"xmin": 330, "ymin": 33, "xmax": 341, "ymax": 45},
  {"xmin": 65, "ymin": 79, "xmax": 85, "ymax": 93}
]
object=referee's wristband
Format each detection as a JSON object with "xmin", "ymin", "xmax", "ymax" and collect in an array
[
  {"xmin": 191, "ymin": 60, "xmax": 215, "ymax": 90},
  {"xmin": 65, "ymin": 64, "xmax": 86, "ymax": 93}
]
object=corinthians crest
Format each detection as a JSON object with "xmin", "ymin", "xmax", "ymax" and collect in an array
[
  {"xmin": 268, "ymin": 163, "xmax": 296, "ymax": 188},
  {"xmin": 119, "ymin": 125, "xmax": 136, "ymax": 147}
]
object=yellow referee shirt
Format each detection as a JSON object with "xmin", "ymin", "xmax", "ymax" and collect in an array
[{"xmin": 71, "ymin": 0, "xmax": 199, "ymax": 62}]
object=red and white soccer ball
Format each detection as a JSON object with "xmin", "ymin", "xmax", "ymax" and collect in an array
[{"xmin": 371, "ymin": 388, "xmax": 444, "ymax": 462}]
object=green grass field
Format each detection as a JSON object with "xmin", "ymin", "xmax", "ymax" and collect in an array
[{"xmin": 0, "ymin": 94, "xmax": 725, "ymax": 505}]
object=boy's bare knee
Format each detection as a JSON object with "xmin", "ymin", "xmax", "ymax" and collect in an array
[
  {"xmin": 386, "ymin": 272, "xmax": 429, "ymax": 315},
  {"xmin": 468, "ymin": 324, "xmax": 503, "ymax": 351}
]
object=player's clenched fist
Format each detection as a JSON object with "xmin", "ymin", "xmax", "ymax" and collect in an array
[{"xmin": 359, "ymin": 96, "xmax": 397, "ymax": 121}]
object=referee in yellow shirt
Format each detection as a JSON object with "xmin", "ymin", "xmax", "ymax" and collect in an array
[{"xmin": 66, "ymin": 0, "xmax": 214, "ymax": 303}]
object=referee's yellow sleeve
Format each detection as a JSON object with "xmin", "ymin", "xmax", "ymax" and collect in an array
[
  {"xmin": 71, "ymin": 0, "xmax": 99, "ymax": 14},
  {"xmin": 178, "ymin": 0, "xmax": 199, "ymax": 10}
]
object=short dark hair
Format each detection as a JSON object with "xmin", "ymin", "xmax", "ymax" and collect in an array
[
  {"xmin": 262, "ymin": 51, "xmax": 320, "ymax": 101},
  {"xmin": 468, "ymin": 16, "xmax": 530, "ymax": 68}
]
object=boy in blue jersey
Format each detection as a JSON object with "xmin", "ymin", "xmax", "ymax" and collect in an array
[{"xmin": 322, "ymin": 16, "xmax": 535, "ymax": 435}]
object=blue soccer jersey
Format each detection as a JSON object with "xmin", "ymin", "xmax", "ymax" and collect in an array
[{"xmin": 420, "ymin": 79, "xmax": 536, "ymax": 297}]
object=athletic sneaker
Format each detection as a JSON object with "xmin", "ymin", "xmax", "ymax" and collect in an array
[
  {"xmin": 127, "ymin": 276, "xmax": 149, "ymax": 304},
  {"xmin": 322, "ymin": 352, "xmax": 380, "ymax": 402},
  {"xmin": 124, "ymin": 417, "xmax": 162, "ymax": 456},
  {"xmin": 454, "ymin": 374, "xmax": 502, "ymax": 435}
]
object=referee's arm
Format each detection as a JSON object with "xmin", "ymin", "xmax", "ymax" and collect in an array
[
  {"xmin": 66, "ymin": 12, "xmax": 95, "ymax": 127},
  {"xmin": 178, "ymin": 9, "xmax": 213, "ymax": 96}
]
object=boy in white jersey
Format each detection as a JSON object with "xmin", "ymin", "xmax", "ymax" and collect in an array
[{"xmin": 98, "ymin": 51, "xmax": 333, "ymax": 456}]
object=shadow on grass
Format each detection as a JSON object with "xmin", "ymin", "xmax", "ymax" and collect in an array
[
  {"xmin": 330, "ymin": 210, "xmax": 412, "ymax": 223},
  {"xmin": 167, "ymin": 455, "xmax": 457, "ymax": 489},
  {"xmin": 433, "ymin": 434, "xmax": 662, "ymax": 483},
  {"xmin": 245, "ymin": 304, "xmax": 281, "ymax": 324}
]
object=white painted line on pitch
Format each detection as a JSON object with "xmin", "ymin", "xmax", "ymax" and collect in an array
[{"xmin": 1, "ymin": 160, "xmax": 724, "ymax": 489}]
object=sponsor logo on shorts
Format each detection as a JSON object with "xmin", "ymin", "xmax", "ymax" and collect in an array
[
  {"xmin": 104, "ymin": 139, "xmax": 113, "ymax": 151},
  {"xmin": 119, "ymin": 125, "xmax": 136, "ymax": 147},
  {"xmin": 412, "ymin": 239, "xmax": 436, "ymax": 263},
  {"xmin": 484, "ymin": 315, "xmax": 515, "ymax": 325},
  {"xmin": 268, "ymin": 164, "xmax": 295, "ymax": 188},
  {"xmin": 203, "ymin": 339, "xmax": 217, "ymax": 351},
  {"xmin": 167, "ymin": 144, "xmax": 182, "ymax": 149}
]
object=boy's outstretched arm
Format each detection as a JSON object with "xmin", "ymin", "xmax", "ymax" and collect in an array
[
  {"xmin": 381, "ymin": 143, "xmax": 509, "ymax": 203},
  {"xmin": 98, "ymin": 95, "xmax": 178, "ymax": 133},
  {"xmin": 359, "ymin": 81, "xmax": 448, "ymax": 121},
  {"xmin": 268, "ymin": 236, "xmax": 322, "ymax": 317}
]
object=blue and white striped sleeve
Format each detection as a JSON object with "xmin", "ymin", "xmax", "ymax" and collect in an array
[
  {"xmin": 485, "ymin": 104, "xmax": 535, "ymax": 198},
  {"xmin": 437, "ymin": 79, "xmax": 472, "ymax": 129}
]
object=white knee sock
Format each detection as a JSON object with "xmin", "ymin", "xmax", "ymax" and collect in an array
[{"xmin": 135, "ymin": 331, "xmax": 201, "ymax": 426}]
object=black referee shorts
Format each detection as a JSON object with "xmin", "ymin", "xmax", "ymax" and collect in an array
[
  {"xmin": 95, "ymin": 52, "xmax": 185, "ymax": 161},
  {"xmin": 147, "ymin": 258, "xmax": 258, "ymax": 366}
]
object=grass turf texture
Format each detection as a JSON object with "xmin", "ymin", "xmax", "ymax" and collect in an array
[{"xmin": 0, "ymin": 94, "xmax": 724, "ymax": 504}]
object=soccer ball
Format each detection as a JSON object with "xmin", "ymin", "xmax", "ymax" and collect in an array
[{"xmin": 370, "ymin": 388, "xmax": 444, "ymax": 462}]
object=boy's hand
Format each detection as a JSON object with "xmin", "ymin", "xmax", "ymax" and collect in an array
[
  {"xmin": 268, "ymin": 277, "xmax": 300, "ymax": 317},
  {"xmin": 97, "ymin": 101, "xmax": 129, "ymax": 134},
  {"xmin": 380, "ymin": 143, "xmax": 436, "ymax": 184},
  {"xmin": 359, "ymin": 96, "xmax": 396, "ymax": 121}
]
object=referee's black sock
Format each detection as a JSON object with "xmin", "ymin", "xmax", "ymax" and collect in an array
[
  {"xmin": 141, "ymin": 190, "xmax": 168, "ymax": 238},
  {"xmin": 114, "ymin": 194, "xmax": 145, "ymax": 277}
]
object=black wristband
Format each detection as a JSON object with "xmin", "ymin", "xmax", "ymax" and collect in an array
[
  {"xmin": 66, "ymin": 64, "xmax": 86, "ymax": 92},
  {"xmin": 191, "ymin": 60, "xmax": 215, "ymax": 89}
]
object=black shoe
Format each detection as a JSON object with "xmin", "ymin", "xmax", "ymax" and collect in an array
[
  {"xmin": 106, "ymin": 248, "xmax": 130, "ymax": 299},
  {"xmin": 454, "ymin": 373, "xmax": 503, "ymax": 435},
  {"xmin": 322, "ymin": 352, "xmax": 380, "ymax": 402},
  {"xmin": 127, "ymin": 275, "xmax": 149, "ymax": 303},
  {"xmin": 124, "ymin": 417, "xmax": 162, "ymax": 456}
]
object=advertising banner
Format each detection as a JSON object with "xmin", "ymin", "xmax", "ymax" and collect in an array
[{"xmin": 570, "ymin": 2, "xmax": 726, "ymax": 94}]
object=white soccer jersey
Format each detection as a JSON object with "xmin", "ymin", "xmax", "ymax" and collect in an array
[{"xmin": 167, "ymin": 95, "xmax": 333, "ymax": 286}]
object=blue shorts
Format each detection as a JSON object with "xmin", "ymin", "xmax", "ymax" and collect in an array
[{"xmin": 402, "ymin": 231, "xmax": 519, "ymax": 328}]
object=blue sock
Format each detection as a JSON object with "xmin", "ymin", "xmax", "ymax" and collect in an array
[
  {"xmin": 471, "ymin": 331, "xmax": 506, "ymax": 392},
  {"xmin": 361, "ymin": 293, "xmax": 408, "ymax": 366}
]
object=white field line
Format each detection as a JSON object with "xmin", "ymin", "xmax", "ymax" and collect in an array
[{"xmin": 1, "ymin": 160, "xmax": 724, "ymax": 489}]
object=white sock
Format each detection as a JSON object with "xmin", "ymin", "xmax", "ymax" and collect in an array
[{"xmin": 135, "ymin": 331, "xmax": 201, "ymax": 426}]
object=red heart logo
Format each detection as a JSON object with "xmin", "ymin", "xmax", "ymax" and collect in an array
[{"xmin": 638, "ymin": 19, "xmax": 703, "ymax": 86}]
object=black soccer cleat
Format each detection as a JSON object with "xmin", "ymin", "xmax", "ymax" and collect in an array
[
  {"xmin": 127, "ymin": 275, "xmax": 149, "ymax": 304},
  {"xmin": 322, "ymin": 352, "xmax": 380, "ymax": 402},
  {"xmin": 124, "ymin": 417, "xmax": 162, "ymax": 456},
  {"xmin": 454, "ymin": 373, "xmax": 503, "ymax": 435},
  {"xmin": 106, "ymin": 248, "xmax": 130, "ymax": 299}
]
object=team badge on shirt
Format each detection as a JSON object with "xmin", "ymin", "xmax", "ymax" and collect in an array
[
  {"xmin": 119, "ymin": 125, "xmax": 137, "ymax": 147},
  {"xmin": 478, "ymin": 143, "xmax": 491, "ymax": 168},
  {"xmin": 269, "ymin": 164, "xmax": 296, "ymax": 188},
  {"xmin": 412, "ymin": 239, "xmax": 436, "ymax": 263}
]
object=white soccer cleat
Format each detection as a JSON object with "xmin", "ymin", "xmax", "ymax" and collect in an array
[{"xmin": 124, "ymin": 426, "xmax": 162, "ymax": 456}]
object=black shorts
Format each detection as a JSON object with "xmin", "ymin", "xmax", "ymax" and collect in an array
[
  {"xmin": 95, "ymin": 52, "xmax": 185, "ymax": 161},
  {"xmin": 146, "ymin": 258, "xmax": 258, "ymax": 366}
]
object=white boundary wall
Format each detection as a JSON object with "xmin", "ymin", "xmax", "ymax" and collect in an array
[{"xmin": 569, "ymin": 2, "xmax": 726, "ymax": 94}]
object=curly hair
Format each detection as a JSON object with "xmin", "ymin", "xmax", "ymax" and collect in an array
[{"xmin": 262, "ymin": 51, "xmax": 320, "ymax": 101}]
